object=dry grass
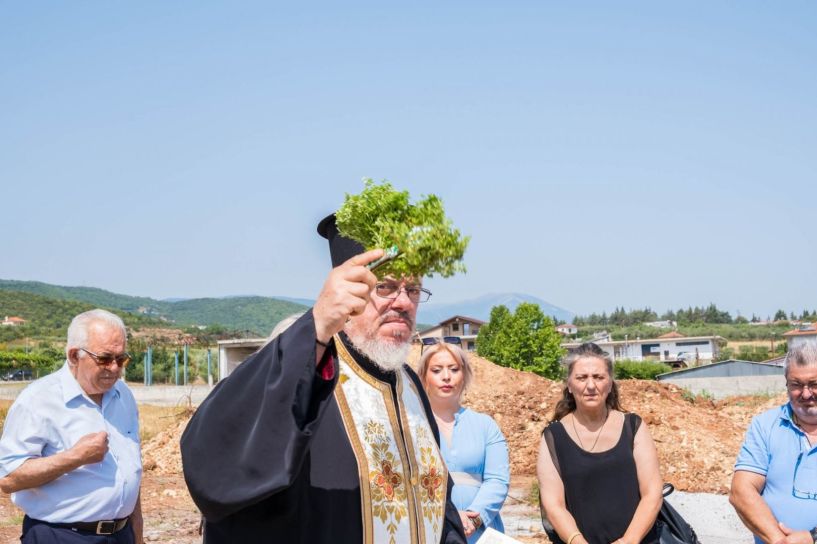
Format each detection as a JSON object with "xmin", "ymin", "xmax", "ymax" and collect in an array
[{"xmin": 139, "ymin": 404, "xmax": 192, "ymax": 443}]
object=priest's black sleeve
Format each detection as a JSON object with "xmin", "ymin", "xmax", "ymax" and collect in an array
[
  {"xmin": 180, "ymin": 310, "xmax": 338, "ymax": 522},
  {"xmin": 404, "ymin": 367, "xmax": 468, "ymax": 544}
]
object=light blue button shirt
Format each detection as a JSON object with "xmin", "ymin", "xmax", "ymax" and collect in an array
[
  {"xmin": 440, "ymin": 407, "xmax": 510, "ymax": 544},
  {"xmin": 0, "ymin": 362, "xmax": 142, "ymax": 523},
  {"xmin": 735, "ymin": 403, "xmax": 817, "ymax": 544}
]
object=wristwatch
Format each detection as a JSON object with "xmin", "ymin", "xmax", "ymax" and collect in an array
[{"xmin": 809, "ymin": 526, "xmax": 817, "ymax": 544}]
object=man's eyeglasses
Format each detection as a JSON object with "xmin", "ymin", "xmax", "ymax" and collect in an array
[
  {"xmin": 793, "ymin": 449, "xmax": 817, "ymax": 500},
  {"xmin": 79, "ymin": 348, "xmax": 131, "ymax": 368},
  {"xmin": 420, "ymin": 336, "xmax": 461, "ymax": 354},
  {"xmin": 786, "ymin": 381, "xmax": 817, "ymax": 395},
  {"xmin": 374, "ymin": 283, "xmax": 432, "ymax": 304}
]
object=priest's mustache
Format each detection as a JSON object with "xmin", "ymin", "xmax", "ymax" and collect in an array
[{"xmin": 379, "ymin": 310, "xmax": 414, "ymax": 331}]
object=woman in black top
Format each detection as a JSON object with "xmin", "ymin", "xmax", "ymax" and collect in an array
[{"xmin": 536, "ymin": 343, "xmax": 663, "ymax": 544}]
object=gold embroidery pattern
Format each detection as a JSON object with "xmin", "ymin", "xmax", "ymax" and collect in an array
[
  {"xmin": 367, "ymin": 425, "xmax": 409, "ymax": 542},
  {"xmin": 419, "ymin": 464, "xmax": 443, "ymax": 502},
  {"xmin": 415, "ymin": 426, "xmax": 446, "ymax": 531}
]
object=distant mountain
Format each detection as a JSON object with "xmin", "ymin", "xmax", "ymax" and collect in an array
[
  {"xmin": 417, "ymin": 292, "xmax": 574, "ymax": 326},
  {"xmin": 1, "ymin": 280, "xmax": 572, "ymax": 336},
  {"xmin": 0, "ymin": 280, "xmax": 308, "ymax": 335}
]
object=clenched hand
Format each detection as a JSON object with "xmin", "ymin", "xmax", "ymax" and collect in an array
[{"xmin": 313, "ymin": 249, "xmax": 383, "ymax": 345}]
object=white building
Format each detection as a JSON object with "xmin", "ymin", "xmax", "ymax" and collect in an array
[
  {"xmin": 643, "ymin": 320, "xmax": 677, "ymax": 329},
  {"xmin": 217, "ymin": 338, "xmax": 265, "ymax": 379},
  {"xmin": 417, "ymin": 315, "xmax": 485, "ymax": 352},
  {"xmin": 1, "ymin": 316, "xmax": 26, "ymax": 327},
  {"xmin": 783, "ymin": 323, "xmax": 817, "ymax": 351},
  {"xmin": 556, "ymin": 324, "xmax": 578, "ymax": 336},
  {"xmin": 562, "ymin": 331, "xmax": 724, "ymax": 364}
]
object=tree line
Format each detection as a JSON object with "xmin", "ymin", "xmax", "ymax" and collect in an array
[{"xmin": 575, "ymin": 304, "xmax": 817, "ymax": 327}]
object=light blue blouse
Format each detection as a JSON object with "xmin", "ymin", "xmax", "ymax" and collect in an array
[
  {"xmin": 0, "ymin": 363, "xmax": 142, "ymax": 522},
  {"xmin": 440, "ymin": 407, "xmax": 510, "ymax": 544}
]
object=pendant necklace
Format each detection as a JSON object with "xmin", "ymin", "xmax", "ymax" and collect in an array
[{"xmin": 572, "ymin": 410, "xmax": 610, "ymax": 452}]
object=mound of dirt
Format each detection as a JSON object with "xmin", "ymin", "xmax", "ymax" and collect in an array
[
  {"xmin": 459, "ymin": 354, "xmax": 786, "ymax": 494},
  {"xmin": 142, "ymin": 352, "xmax": 787, "ymax": 494},
  {"xmin": 143, "ymin": 417, "xmax": 189, "ymax": 476}
]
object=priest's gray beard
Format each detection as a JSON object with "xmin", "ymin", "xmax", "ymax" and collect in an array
[{"xmin": 348, "ymin": 333, "xmax": 411, "ymax": 372}]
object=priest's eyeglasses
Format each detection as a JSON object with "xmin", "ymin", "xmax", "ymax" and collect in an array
[
  {"xmin": 80, "ymin": 348, "xmax": 132, "ymax": 368},
  {"xmin": 374, "ymin": 283, "xmax": 432, "ymax": 303},
  {"xmin": 786, "ymin": 381, "xmax": 817, "ymax": 395}
]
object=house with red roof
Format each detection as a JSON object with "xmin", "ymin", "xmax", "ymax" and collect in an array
[
  {"xmin": 1, "ymin": 316, "xmax": 27, "ymax": 327},
  {"xmin": 783, "ymin": 323, "xmax": 817, "ymax": 350}
]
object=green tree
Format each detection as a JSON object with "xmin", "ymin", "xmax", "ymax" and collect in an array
[
  {"xmin": 477, "ymin": 303, "xmax": 565, "ymax": 379},
  {"xmin": 774, "ymin": 309, "xmax": 787, "ymax": 322}
]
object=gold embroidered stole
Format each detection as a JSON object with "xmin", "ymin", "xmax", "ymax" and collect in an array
[{"xmin": 334, "ymin": 339, "xmax": 447, "ymax": 544}]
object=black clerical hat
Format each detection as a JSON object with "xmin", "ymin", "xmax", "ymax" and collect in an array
[{"xmin": 317, "ymin": 214, "xmax": 365, "ymax": 268}]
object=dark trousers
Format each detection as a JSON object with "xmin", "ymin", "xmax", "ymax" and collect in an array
[{"xmin": 21, "ymin": 516, "xmax": 135, "ymax": 544}]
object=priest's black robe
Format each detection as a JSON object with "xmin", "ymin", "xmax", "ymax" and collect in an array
[{"xmin": 180, "ymin": 310, "xmax": 467, "ymax": 543}]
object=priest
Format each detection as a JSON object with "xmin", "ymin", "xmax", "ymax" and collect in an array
[{"xmin": 181, "ymin": 214, "xmax": 467, "ymax": 544}]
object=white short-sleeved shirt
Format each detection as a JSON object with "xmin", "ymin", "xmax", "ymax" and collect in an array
[{"xmin": 0, "ymin": 362, "xmax": 142, "ymax": 522}]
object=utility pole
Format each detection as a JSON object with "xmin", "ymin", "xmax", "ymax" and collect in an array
[{"xmin": 207, "ymin": 348, "xmax": 212, "ymax": 387}]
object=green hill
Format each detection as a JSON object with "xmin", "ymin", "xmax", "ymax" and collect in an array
[
  {"xmin": 0, "ymin": 279, "xmax": 166, "ymax": 314},
  {"xmin": 0, "ymin": 280, "xmax": 310, "ymax": 336},
  {"xmin": 0, "ymin": 290, "xmax": 169, "ymax": 342},
  {"xmin": 167, "ymin": 296, "xmax": 308, "ymax": 335}
]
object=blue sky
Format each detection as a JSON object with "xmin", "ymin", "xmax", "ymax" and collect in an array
[{"xmin": 1, "ymin": 2, "xmax": 815, "ymax": 318}]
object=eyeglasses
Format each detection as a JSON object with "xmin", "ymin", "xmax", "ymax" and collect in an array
[
  {"xmin": 793, "ymin": 449, "xmax": 817, "ymax": 500},
  {"xmin": 786, "ymin": 381, "xmax": 817, "ymax": 395},
  {"xmin": 420, "ymin": 336, "xmax": 461, "ymax": 354},
  {"xmin": 79, "ymin": 348, "xmax": 131, "ymax": 368},
  {"xmin": 374, "ymin": 283, "xmax": 432, "ymax": 303}
]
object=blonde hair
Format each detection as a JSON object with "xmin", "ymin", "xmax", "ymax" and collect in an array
[{"xmin": 418, "ymin": 342, "xmax": 474, "ymax": 393}]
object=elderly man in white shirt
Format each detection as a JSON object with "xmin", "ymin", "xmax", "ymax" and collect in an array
[{"xmin": 0, "ymin": 309, "xmax": 143, "ymax": 544}]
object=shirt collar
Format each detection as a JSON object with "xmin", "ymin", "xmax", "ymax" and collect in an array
[
  {"xmin": 58, "ymin": 361, "xmax": 121, "ymax": 406},
  {"xmin": 780, "ymin": 403, "xmax": 794, "ymax": 422}
]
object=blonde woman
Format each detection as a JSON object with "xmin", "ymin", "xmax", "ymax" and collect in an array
[{"xmin": 420, "ymin": 342, "xmax": 510, "ymax": 543}]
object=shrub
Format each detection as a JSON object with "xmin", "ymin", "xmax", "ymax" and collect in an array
[{"xmin": 614, "ymin": 360, "xmax": 672, "ymax": 380}]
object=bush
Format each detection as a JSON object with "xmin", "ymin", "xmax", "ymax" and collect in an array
[{"xmin": 614, "ymin": 360, "xmax": 672, "ymax": 380}]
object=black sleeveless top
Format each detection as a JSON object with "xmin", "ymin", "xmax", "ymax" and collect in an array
[{"xmin": 546, "ymin": 413, "xmax": 658, "ymax": 544}]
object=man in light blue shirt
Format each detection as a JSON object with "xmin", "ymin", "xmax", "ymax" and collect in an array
[
  {"xmin": 730, "ymin": 343, "xmax": 817, "ymax": 544},
  {"xmin": 0, "ymin": 309, "xmax": 143, "ymax": 544}
]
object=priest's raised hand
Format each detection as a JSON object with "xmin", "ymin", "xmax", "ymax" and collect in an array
[{"xmin": 312, "ymin": 248, "xmax": 383, "ymax": 357}]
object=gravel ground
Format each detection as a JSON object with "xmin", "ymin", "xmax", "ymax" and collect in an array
[
  {"xmin": 669, "ymin": 490, "xmax": 754, "ymax": 544},
  {"xmin": 500, "ymin": 481, "xmax": 756, "ymax": 544}
]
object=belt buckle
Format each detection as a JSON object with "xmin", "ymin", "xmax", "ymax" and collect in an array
[{"xmin": 96, "ymin": 520, "xmax": 116, "ymax": 535}]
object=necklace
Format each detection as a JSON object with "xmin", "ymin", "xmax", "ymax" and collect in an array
[{"xmin": 571, "ymin": 410, "xmax": 610, "ymax": 452}]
